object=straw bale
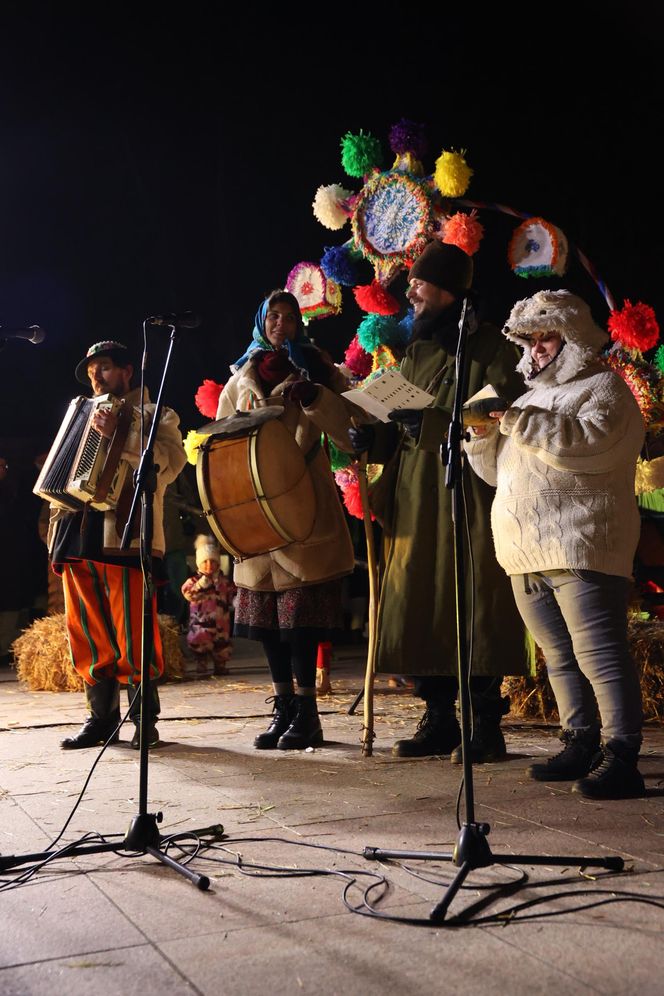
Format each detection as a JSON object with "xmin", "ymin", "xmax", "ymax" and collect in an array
[
  {"xmin": 13, "ymin": 613, "xmax": 185, "ymax": 692},
  {"xmin": 503, "ymin": 618, "xmax": 664, "ymax": 724}
]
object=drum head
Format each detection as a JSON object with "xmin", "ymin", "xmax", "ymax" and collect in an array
[{"xmin": 198, "ymin": 405, "xmax": 284, "ymax": 438}]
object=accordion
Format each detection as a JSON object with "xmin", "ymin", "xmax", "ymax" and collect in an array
[{"xmin": 34, "ymin": 393, "xmax": 134, "ymax": 511}]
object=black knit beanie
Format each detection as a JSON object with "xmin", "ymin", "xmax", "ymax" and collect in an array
[{"xmin": 409, "ymin": 241, "xmax": 473, "ymax": 296}]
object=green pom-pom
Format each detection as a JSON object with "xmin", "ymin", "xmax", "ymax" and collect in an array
[
  {"xmin": 356, "ymin": 313, "xmax": 403, "ymax": 353},
  {"xmin": 655, "ymin": 344, "xmax": 664, "ymax": 375},
  {"xmin": 340, "ymin": 130, "xmax": 383, "ymax": 178},
  {"xmin": 327, "ymin": 438, "xmax": 353, "ymax": 471}
]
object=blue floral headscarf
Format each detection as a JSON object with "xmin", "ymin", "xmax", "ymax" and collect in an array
[{"xmin": 232, "ymin": 290, "xmax": 315, "ymax": 373}]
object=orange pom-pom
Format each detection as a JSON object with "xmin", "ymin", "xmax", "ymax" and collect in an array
[
  {"xmin": 608, "ymin": 300, "xmax": 660, "ymax": 353},
  {"xmin": 195, "ymin": 379, "xmax": 224, "ymax": 418},
  {"xmin": 442, "ymin": 210, "xmax": 484, "ymax": 256},
  {"xmin": 353, "ymin": 279, "xmax": 400, "ymax": 315}
]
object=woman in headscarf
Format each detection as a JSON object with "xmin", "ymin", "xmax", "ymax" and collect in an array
[{"xmin": 216, "ymin": 289, "xmax": 356, "ymax": 750}]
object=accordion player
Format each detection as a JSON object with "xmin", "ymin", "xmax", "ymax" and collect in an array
[{"xmin": 33, "ymin": 393, "xmax": 134, "ymax": 511}]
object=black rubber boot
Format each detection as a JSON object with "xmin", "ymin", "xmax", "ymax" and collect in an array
[
  {"xmin": 254, "ymin": 694, "xmax": 297, "ymax": 749},
  {"xmin": 127, "ymin": 684, "xmax": 161, "ymax": 749},
  {"xmin": 527, "ymin": 728, "xmax": 600, "ymax": 782},
  {"xmin": 60, "ymin": 679, "xmax": 121, "ymax": 750},
  {"xmin": 450, "ymin": 685, "xmax": 509, "ymax": 765},
  {"xmin": 392, "ymin": 704, "xmax": 461, "ymax": 758},
  {"xmin": 572, "ymin": 739, "xmax": 646, "ymax": 799},
  {"xmin": 277, "ymin": 695, "xmax": 324, "ymax": 750}
]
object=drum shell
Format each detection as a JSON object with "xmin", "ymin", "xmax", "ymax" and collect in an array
[{"xmin": 197, "ymin": 417, "xmax": 316, "ymax": 560}]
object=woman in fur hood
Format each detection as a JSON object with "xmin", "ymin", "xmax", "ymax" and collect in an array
[{"xmin": 465, "ymin": 289, "xmax": 646, "ymax": 800}]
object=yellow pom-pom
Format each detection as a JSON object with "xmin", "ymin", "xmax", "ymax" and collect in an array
[
  {"xmin": 434, "ymin": 150, "xmax": 473, "ymax": 198},
  {"xmin": 183, "ymin": 429, "xmax": 209, "ymax": 465},
  {"xmin": 312, "ymin": 184, "xmax": 353, "ymax": 230}
]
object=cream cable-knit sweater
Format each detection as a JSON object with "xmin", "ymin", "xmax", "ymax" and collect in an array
[{"xmin": 465, "ymin": 356, "xmax": 645, "ymax": 579}]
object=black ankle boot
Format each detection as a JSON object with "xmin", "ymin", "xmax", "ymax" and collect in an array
[
  {"xmin": 254, "ymin": 694, "xmax": 296, "ymax": 749},
  {"xmin": 61, "ymin": 680, "xmax": 121, "ymax": 750},
  {"xmin": 527, "ymin": 728, "xmax": 600, "ymax": 782},
  {"xmin": 392, "ymin": 704, "xmax": 461, "ymax": 758},
  {"xmin": 450, "ymin": 716, "xmax": 507, "ymax": 764},
  {"xmin": 127, "ymin": 684, "xmax": 161, "ymax": 750},
  {"xmin": 572, "ymin": 739, "xmax": 646, "ymax": 799},
  {"xmin": 277, "ymin": 696, "xmax": 323, "ymax": 750}
]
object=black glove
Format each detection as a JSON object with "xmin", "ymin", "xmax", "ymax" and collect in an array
[
  {"xmin": 348, "ymin": 424, "xmax": 375, "ymax": 454},
  {"xmin": 282, "ymin": 379, "xmax": 319, "ymax": 406},
  {"xmin": 388, "ymin": 408, "xmax": 424, "ymax": 440}
]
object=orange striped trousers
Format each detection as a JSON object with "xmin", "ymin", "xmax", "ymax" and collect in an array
[{"xmin": 61, "ymin": 560, "xmax": 163, "ymax": 686}]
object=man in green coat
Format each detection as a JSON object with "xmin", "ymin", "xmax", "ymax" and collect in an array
[{"xmin": 349, "ymin": 241, "xmax": 533, "ymax": 762}]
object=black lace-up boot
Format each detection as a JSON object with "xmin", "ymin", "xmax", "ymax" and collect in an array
[
  {"xmin": 572, "ymin": 739, "xmax": 646, "ymax": 799},
  {"xmin": 450, "ymin": 684, "xmax": 509, "ymax": 764},
  {"xmin": 127, "ymin": 684, "xmax": 161, "ymax": 749},
  {"xmin": 277, "ymin": 695, "xmax": 323, "ymax": 750},
  {"xmin": 527, "ymin": 728, "xmax": 600, "ymax": 781},
  {"xmin": 392, "ymin": 704, "xmax": 461, "ymax": 758},
  {"xmin": 60, "ymin": 679, "xmax": 121, "ymax": 750},
  {"xmin": 254, "ymin": 694, "xmax": 297, "ymax": 749}
]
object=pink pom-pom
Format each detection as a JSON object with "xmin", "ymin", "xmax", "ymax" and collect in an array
[
  {"xmin": 344, "ymin": 336, "xmax": 373, "ymax": 378},
  {"xmin": 195, "ymin": 379, "xmax": 224, "ymax": 418},
  {"xmin": 353, "ymin": 279, "xmax": 400, "ymax": 315},
  {"xmin": 442, "ymin": 210, "xmax": 484, "ymax": 256},
  {"xmin": 341, "ymin": 477, "xmax": 374, "ymax": 520},
  {"xmin": 608, "ymin": 300, "xmax": 660, "ymax": 352}
]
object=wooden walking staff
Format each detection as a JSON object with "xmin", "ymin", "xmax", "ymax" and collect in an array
[{"xmin": 356, "ymin": 451, "xmax": 379, "ymax": 756}]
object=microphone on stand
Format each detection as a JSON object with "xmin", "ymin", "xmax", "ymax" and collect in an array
[
  {"xmin": 147, "ymin": 312, "xmax": 201, "ymax": 329},
  {"xmin": 0, "ymin": 325, "xmax": 46, "ymax": 344}
]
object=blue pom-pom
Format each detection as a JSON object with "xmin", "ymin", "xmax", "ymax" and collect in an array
[
  {"xmin": 320, "ymin": 245, "xmax": 361, "ymax": 287},
  {"xmin": 398, "ymin": 308, "xmax": 415, "ymax": 343}
]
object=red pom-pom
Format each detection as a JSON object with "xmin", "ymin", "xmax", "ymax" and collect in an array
[
  {"xmin": 608, "ymin": 300, "xmax": 660, "ymax": 352},
  {"xmin": 195, "ymin": 379, "xmax": 224, "ymax": 418},
  {"xmin": 341, "ymin": 476, "xmax": 373, "ymax": 520},
  {"xmin": 344, "ymin": 335, "xmax": 373, "ymax": 378},
  {"xmin": 353, "ymin": 279, "xmax": 400, "ymax": 315}
]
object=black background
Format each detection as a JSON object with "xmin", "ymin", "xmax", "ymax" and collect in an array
[{"xmin": 1, "ymin": 2, "xmax": 662, "ymax": 472}]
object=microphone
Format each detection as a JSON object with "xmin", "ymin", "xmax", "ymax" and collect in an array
[
  {"xmin": 148, "ymin": 311, "xmax": 201, "ymax": 329},
  {"xmin": 0, "ymin": 325, "xmax": 46, "ymax": 344}
]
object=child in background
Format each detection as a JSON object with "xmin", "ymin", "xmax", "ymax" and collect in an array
[{"xmin": 181, "ymin": 534, "xmax": 235, "ymax": 676}]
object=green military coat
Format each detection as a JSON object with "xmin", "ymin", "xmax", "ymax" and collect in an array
[{"xmin": 374, "ymin": 321, "xmax": 534, "ymax": 678}]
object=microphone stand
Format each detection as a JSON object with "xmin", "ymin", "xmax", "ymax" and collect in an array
[
  {"xmin": 362, "ymin": 298, "xmax": 623, "ymax": 922},
  {"xmin": 0, "ymin": 322, "xmax": 214, "ymax": 889}
]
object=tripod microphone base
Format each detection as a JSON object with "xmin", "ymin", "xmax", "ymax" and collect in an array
[{"xmin": 124, "ymin": 812, "xmax": 162, "ymax": 851}]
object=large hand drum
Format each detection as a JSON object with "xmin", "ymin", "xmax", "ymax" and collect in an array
[{"xmin": 196, "ymin": 408, "xmax": 316, "ymax": 560}]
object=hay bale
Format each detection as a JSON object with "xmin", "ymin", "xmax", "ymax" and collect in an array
[
  {"xmin": 14, "ymin": 613, "xmax": 185, "ymax": 692},
  {"xmin": 503, "ymin": 618, "xmax": 664, "ymax": 724}
]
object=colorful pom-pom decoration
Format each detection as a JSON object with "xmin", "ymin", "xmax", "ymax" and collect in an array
[
  {"xmin": 654, "ymin": 344, "xmax": 664, "ymax": 376},
  {"xmin": 285, "ymin": 261, "xmax": 342, "ymax": 321},
  {"xmin": 442, "ymin": 210, "xmax": 484, "ymax": 256},
  {"xmin": 183, "ymin": 429, "xmax": 210, "ymax": 466},
  {"xmin": 433, "ymin": 149, "xmax": 473, "ymax": 198},
  {"xmin": 320, "ymin": 244, "xmax": 363, "ymax": 286},
  {"xmin": 312, "ymin": 184, "xmax": 353, "ymax": 231},
  {"xmin": 605, "ymin": 347, "xmax": 662, "ymax": 425},
  {"xmin": 194, "ymin": 379, "xmax": 224, "ymax": 418},
  {"xmin": 327, "ymin": 438, "xmax": 353, "ymax": 472},
  {"xmin": 344, "ymin": 336, "xmax": 373, "ymax": 379},
  {"xmin": 340, "ymin": 130, "xmax": 383, "ymax": 178},
  {"xmin": 508, "ymin": 217, "xmax": 569, "ymax": 278},
  {"xmin": 353, "ymin": 279, "xmax": 401, "ymax": 315},
  {"xmin": 388, "ymin": 118, "xmax": 428, "ymax": 159},
  {"xmin": 356, "ymin": 313, "xmax": 404, "ymax": 353},
  {"xmin": 608, "ymin": 300, "xmax": 660, "ymax": 353}
]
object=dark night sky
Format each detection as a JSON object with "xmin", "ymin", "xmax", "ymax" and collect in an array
[{"xmin": 1, "ymin": 3, "xmax": 662, "ymax": 473}]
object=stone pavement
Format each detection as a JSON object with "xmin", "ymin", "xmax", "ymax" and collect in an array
[{"xmin": 1, "ymin": 638, "xmax": 664, "ymax": 996}]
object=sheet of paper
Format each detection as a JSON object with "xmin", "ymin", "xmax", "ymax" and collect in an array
[{"xmin": 342, "ymin": 368, "xmax": 436, "ymax": 423}]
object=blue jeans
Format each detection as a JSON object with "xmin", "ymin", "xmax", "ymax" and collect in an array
[{"xmin": 511, "ymin": 570, "xmax": 642, "ymax": 746}]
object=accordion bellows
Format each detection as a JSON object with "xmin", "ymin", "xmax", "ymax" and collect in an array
[{"xmin": 34, "ymin": 393, "xmax": 133, "ymax": 511}]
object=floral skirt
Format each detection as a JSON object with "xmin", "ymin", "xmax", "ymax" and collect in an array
[{"xmin": 234, "ymin": 579, "xmax": 343, "ymax": 643}]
